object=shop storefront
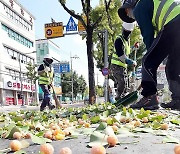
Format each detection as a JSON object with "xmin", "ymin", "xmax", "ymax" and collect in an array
[{"xmin": 2, "ymin": 78, "xmax": 35, "ymax": 105}]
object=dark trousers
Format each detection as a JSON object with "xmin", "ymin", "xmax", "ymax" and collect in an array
[
  {"xmin": 39, "ymin": 84, "xmax": 51, "ymax": 108},
  {"xmin": 111, "ymin": 64, "xmax": 127, "ymax": 97},
  {"xmin": 141, "ymin": 15, "xmax": 180, "ymax": 97}
]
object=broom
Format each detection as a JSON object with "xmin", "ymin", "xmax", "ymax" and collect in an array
[{"xmin": 50, "ymin": 85, "xmax": 62, "ymax": 108}]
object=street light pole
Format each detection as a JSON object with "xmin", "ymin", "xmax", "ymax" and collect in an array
[
  {"xmin": 70, "ymin": 54, "xmax": 79, "ymax": 103},
  {"xmin": 19, "ymin": 51, "xmax": 36, "ymax": 107}
]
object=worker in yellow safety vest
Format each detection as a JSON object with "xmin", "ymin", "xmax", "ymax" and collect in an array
[
  {"xmin": 111, "ymin": 22, "xmax": 137, "ymax": 101},
  {"xmin": 38, "ymin": 54, "xmax": 55, "ymax": 111},
  {"xmin": 118, "ymin": 0, "xmax": 180, "ymax": 110}
]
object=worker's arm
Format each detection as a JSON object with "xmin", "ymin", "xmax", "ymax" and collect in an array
[
  {"xmin": 38, "ymin": 64, "xmax": 45, "ymax": 75},
  {"xmin": 115, "ymin": 37, "xmax": 136, "ymax": 66},
  {"xmin": 133, "ymin": 0, "xmax": 154, "ymax": 50}
]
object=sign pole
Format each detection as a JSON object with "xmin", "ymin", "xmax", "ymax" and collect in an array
[{"xmin": 104, "ymin": 29, "xmax": 109, "ymax": 103}]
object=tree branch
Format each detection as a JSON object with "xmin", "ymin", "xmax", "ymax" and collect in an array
[
  {"xmin": 59, "ymin": 1, "xmax": 87, "ymax": 28},
  {"xmin": 81, "ymin": 0, "xmax": 87, "ymax": 15}
]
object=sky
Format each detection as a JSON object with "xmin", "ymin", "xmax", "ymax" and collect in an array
[{"xmin": 18, "ymin": 0, "xmax": 105, "ymax": 86}]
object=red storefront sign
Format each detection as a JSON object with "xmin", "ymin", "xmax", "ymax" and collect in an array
[
  {"xmin": 5, "ymin": 81, "xmax": 35, "ymax": 92},
  {"xmin": 6, "ymin": 97, "xmax": 15, "ymax": 105}
]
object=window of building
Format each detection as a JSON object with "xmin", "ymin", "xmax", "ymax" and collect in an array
[
  {"xmin": 2, "ymin": 24, "xmax": 33, "ymax": 48},
  {"xmin": 2, "ymin": 2, "xmax": 33, "ymax": 32},
  {"xmin": 40, "ymin": 49, "xmax": 44, "ymax": 55}
]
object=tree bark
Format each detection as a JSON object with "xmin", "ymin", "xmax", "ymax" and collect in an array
[{"xmin": 86, "ymin": 27, "xmax": 96, "ymax": 104}]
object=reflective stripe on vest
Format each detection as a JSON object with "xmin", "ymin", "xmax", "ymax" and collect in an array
[
  {"xmin": 152, "ymin": 0, "xmax": 180, "ymax": 34},
  {"xmin": 111, "ymin": 35, "xmax": 130, "ymax": 68},
  {"xmin": 39, "ymin": 66, "xmax": 54, "ymax": 85},
  {"xmin": 111, "ymin": 53, "xmax": 127, "ymax": 68}
]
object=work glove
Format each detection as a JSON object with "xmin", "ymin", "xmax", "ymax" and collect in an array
[
  {"xmin": 125, "ymin": 58, "xmax": 137, "ymax": 66},
  {"xmin": 44, "ymin": 67, "xmax": 51, "ymax": 72}
]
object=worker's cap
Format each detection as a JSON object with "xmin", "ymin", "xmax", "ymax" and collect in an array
[
  {"xmin": 44, "ymin": 54, "xmax": 53, "ymax": 60},
  {"xmin": 118, "ymin": 0, "xmax": 138, "ymax": 23},
  {"xmin": 43, "ymin": 54, "xmax": 53, "ymax": 63},
  {"xmin": 122, "ymin": 22, "xmax": 135, "ymax": 31}
]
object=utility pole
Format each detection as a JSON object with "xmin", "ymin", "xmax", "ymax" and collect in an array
[{"xmin": 70, "ymin": 54, "xmax": 79, "ymax": 103}]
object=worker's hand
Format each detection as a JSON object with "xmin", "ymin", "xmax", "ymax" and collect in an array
[
  {"xmin": 44, "ymin": 67, "xmax": 50, "ymax": 72},
  {"xmin": 132, "ymin": 60, "xmax": 137, "ymax": 67}
]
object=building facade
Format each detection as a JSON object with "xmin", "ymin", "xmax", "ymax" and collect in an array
[
  {"xmin": 0, "ymin": 0, "xmax": 36, "ymax": 105},
  {"xmin": 36, "ymin": 39, "xmax": 62, "ymax": 101}
]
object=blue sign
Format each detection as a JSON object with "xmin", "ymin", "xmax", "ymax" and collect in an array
[
  {"xmin": 66, "ymin": 16, "xmax": 77, "ymax": 31},
  {"xmin": 102, "ymin": 68, "xmax": 109, "ymax": 76},
  {"xmin": 60, "ymin": 63, "xmax": 70, "ymax": 73},
  {"xmin": 53, "ymin": 64, "xmax": 60, "ymax": 73}
]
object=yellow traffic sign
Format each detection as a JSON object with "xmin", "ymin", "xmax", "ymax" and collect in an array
[
  {"xmin": 45, "ymin": 22, "xmax": 64, "ymax": 39},
  {"xmin": 78, "ymin": 16, "xmax": 86, "ymax": 32}
]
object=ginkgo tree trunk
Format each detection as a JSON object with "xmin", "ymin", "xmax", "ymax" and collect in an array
[{"xmin": 59, "ymin": 0, "xmax": 113, "ymax": 104}]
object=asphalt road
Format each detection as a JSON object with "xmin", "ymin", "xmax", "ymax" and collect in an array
[{"xmin": 0, "ymin": 128, "xmax": 179, "ymax": 154}]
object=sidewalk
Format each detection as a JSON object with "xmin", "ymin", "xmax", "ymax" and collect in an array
[
  {"xmin": 0, "ymin": 105, "xmax": 39, "ymax": 112},
  {"xmin": 0, "ymin": 101, "xmax": 85, "ymax": 113}
]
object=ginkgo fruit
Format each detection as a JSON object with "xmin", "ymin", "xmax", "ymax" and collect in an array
[
  {"xmin": 40, "ymin": 143, "xmax": 54, "ymax": 154},
  {"xmin": 10, "ymin": 140, "xmax": 22, "ymax": 152},
  {"xmin": 84, "ymin": 123, "xmax": 91, "ymax": 128},
  {"xmin": 107, "ymin": 135, "xmax": 118, "ymax": 147},
  {"xmin": 174, "ymin": 144, "xmax": 180, "ymax": 154},
  {"xmin": 13, "ymin": 132, "xmax": 22, "ymax": 140},
  {"xmin": 59, "ymin": 147, "xmax": 72, "ymax": 154},
  {"xmin": 161, "ymin": 123, "xmax": 168, "ymax": 130},
  {"xmin": 142, "ymin": 117, "xmax": 148, "ymax": 123},
  {"xmin": 120, "ymin": 117, "xmax": 126, "ymax": 123},
  {"xmin": 91, "ymin": 145, "xmax": 106, "ymax": 154},
  {"xmin": 24, "ymin": 133, "xmax": 31, "ymax": 139},
  {"xmin": 134, "ymin": 120, "xmax": 141, "ymax": 127},
  {"xmin": 44, "ymin": 130, "xmax": 53, "ymax": 140},
  {"xmin": 112, "ymin": 125, "xmax": 118, "ymax": 132}
]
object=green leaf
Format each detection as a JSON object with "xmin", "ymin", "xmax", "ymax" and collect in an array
[
  {"xmin": 105, "ymin": 126, "xmax": 115, "ymax": 136},
  {"xmin": 106, "ymin": 117, "xmax": 113, "ymax": 125},
  {"xmin": 69, "ymin": 115, "xmax": 77, "ymax": 122},
  {"xmin": 0, "ymin": 116, "xmax": 5, "ymax": 122},
  {"xmin": 12, "ymin": 116, "xmax": 23, "ymax": 122},
  {"xmin": 163, "ymin": 135, "xmax": 180, "ymax": 144},
  {"xmin": 171, "ymin": 119, "xmax": 180, "ymax": 125},
  {"xmin": 82, "ymin": 128, "xmax": 94, "ymax": 135},
  {"xmin": 20, "ymin": 140, "xmax": 30, "ymax": 149},
  {"xmin": 102, "ymin": 110, "xmax": 109, "ymax": 118},
  {"xmin": 114, "ymin": 112, "xmax": 121, "ymax": 123},
  {"xmin": 152, "ymin": 121, "xmax": 161, "ymax": 130},
  {"xmin": 14, "ymin": 150, "xmax": 27, "ymax": 154},
  {"xmin": 149, "ymin": 115, "xmax": 164, "ymax": 122},
  {"xmin": 95, "ymin": 122, "xmax": 107, "ymax": 131},
  {"xmin": 88, "ymin": 131, "xmax": 108, "ymax": 147},
  {"xmin": 5, "ymin": 126, "xmax": 20, "ymax": 139},
  {"xmin": 90, "ymin": 116, "xmax": 100, "ymax": 124},
  {"xmin": 117, "ymin": 128, "xmax": 139, "ymax": 138},
  {"xmin": 31, "ymin": 134, "xmax": 52, "ymax": 145},
  {"xmin": 153, "ymin": 130, "xmax": 168, "ymax": 136},
  {"xmin": 82, "ymin": 114, "xmax": 88, "ymax": 120},
  {"xmin": 133, "ymin": 127, "xmax": 154, "ymax": 133}
]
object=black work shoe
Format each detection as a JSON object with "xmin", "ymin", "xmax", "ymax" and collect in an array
[
  {"xmin": 161, "ymin": 100, "xmax": 180, "ymax": 110},
  {"xmin": 130, "ymin": 94, "xmax": 159, "ymax": 110},
  {"xmin": 48, "ymin": 104, "xmax": 55, "ymax": 110},
  {"xmin": 40, "ymin": 107, "xmax": 45, "ymax": 111}
]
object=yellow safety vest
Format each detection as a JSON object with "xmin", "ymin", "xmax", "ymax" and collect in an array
[
  {"xmin": 39, "ymin": 65, "xmax": 54, "ymax": 85},
  {"xmin": 152, "ymin": 0, "xmax": 180, "ymax": 35},
  {"xmin": 111, "ymin": 35, "xmax": 130, "ymax": 68}
]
